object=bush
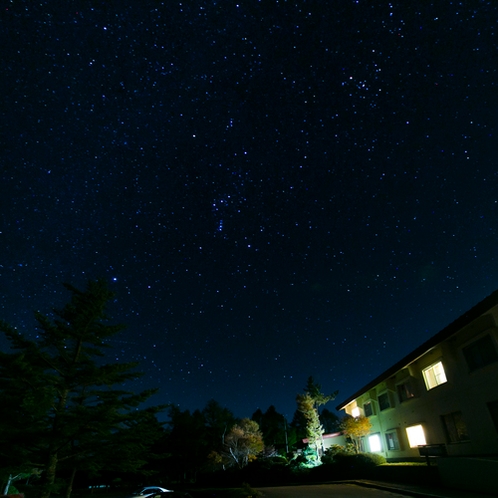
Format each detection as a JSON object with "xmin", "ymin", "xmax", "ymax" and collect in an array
[
  {"xmin": 362, "ymin": 452, "xmax": 386, "ymax": 466},
  {"xmin": 321, "ymin": 444, "xmax": 355, "ymax": 464},
  {"xmin": 309, "ymin": 452, "xmax": 387, "ymax": 481},
  {"xmin": 335, "ymin": 452, "xmax": 386, "ymax": 478}
]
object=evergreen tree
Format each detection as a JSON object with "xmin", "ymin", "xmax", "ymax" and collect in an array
[
  {"xmin": 320, "ymin": 407, "xmax": 341, "ymax": 434},
  {"xmin": 296, "ymin": 376, "xmax": 338, "ymax": 465},
  {"xmin": 202, "ymin": 399, "xmax": 236, "ymax": 449},
  {"xmin": 251, "ymin": 408, "xmax": 264, "ymax": 428},
  {"xmin": 163, "ymin": 405, "xmax": 209, "ymax": 482},
  {"xmin": 290, "ymin": 408, "xmax": 307, "ymax": 444},
  {"xmin": 259, "ymin": 406, "xmax": 288, "ymax": 452},
  {"xmin": 296, "ymin": 393, "xmax": 323, "ymax": 463},
  {"xmin": 304, "ymin": 376, "xmax": 338, "ymax": 408},
  {"xmin": 0, "ymin": 280, "xmax": 160, "ymax": 498}
]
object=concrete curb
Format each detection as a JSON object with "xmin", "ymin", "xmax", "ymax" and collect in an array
[
  {"xmin": 350, "ymin": 479, "xmax": 493, "ymax": 498},
  {"xmin": 352, "ymin": 480, "xmax": 448, "ymax": 497}
]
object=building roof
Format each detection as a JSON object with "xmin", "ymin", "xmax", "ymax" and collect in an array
[{"xmin": 336, "ymin": 290, "xmax": 498, "ymax": 411}]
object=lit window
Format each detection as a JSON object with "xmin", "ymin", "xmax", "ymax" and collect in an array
[
  {"xmin": 351, "ymin": 406, "xmax": 360, "ymax": 418},
  {"xmin": 406, "ymin": 424, "xmax": 426, "ymax": 448},
  {"xmin": 368, "ymin": 433, "xmax": 382, "ymax": 452},
  {"xmin": 422, "ymin": 361, "xmax": 447, "ymax": 390}
]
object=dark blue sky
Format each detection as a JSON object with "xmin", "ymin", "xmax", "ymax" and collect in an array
[{"xmin": 1, "ymin": 0, "xmax": 497, "ymax": 419}]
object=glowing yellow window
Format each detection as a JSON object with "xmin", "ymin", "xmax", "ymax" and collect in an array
[
  {"xmin": 406, "ymin": 424, "xmax": 427, "ymax": 448},
  {"xmin": 422, "ymin": 361, "xmax": 447, "ymax": 390},
  {"xmin": 368, "ymin": 434, "xmax": 382, "ymax": 452}
]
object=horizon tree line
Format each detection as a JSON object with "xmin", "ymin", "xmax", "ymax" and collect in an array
[{"xmin": 0, "ymin": 279, "xmax": 348, "ymax": 497}]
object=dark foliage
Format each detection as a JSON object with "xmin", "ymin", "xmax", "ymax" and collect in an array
[{"xmin": 0, "ymin": 280, "xmax": 162, "ymax": 498}]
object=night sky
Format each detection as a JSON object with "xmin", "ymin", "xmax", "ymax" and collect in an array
[{"xmin": 1, "ymin": 0, "xmax": 497, "ymax": 420}]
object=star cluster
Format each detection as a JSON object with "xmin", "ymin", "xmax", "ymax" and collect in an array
[{"xmin": 1, "ymin": 0, "xmax": 497, "ymax": 418}]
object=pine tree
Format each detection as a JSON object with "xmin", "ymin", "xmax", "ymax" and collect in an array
[
  {"xmin": 0, "ymin": 280, "xmax": 160, "ymax": 498},
  {"xmin": 296, "ymin": 393, "xmax": 323, "ymax": 463},
  {"xmin": 320, "ymin": 407, "xmax": 341, "ymax": 434},
  {"xmin": 296, "ymin": 376, "xmax": 338, "ymax": 465},
  {"xmin": 304, "ymin": 376, "xmax": 338, "ymax": 408}
]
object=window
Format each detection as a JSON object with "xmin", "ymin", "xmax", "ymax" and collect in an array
[
  {"xmin": 397, "ymin": 379, "xmax": 417, "ymax": 402},
  {"xmin": 442, "ymin": 411, "xmax": 469, "ymax": 443},
  {"xmin": 422, "ymin": 361, "xmax": 447, "ymax": 390},
  {"xmin": 406, "ymin": 424, "xmax": 427, "ymax": 448},
  {"xmin": 358, "ymin": 437, "xmax": 367, "ymax": 453},
  {"xmin": 378, "ymin": 392, "xmax": 391, "ymax": 411},
  {"xmin": 385, "ymin": 431, "xmax": 400, "ymax": 450},
  {"xmin": 487, "ymin": 400, "xmax": 498, "ymax": 433},
  {"xmin": 363, "ymin": 401, "xmax": 374, "ymax": 417},
  {"xmin": 462, "ymin": 335, "xmax": 498, "ymax": 372},
  {"xmin": 368, "ymin": 433, "xmax": 382, "ymax": 452}
]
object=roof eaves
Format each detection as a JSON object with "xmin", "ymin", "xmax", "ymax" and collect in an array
[{"xmin": 336, "ymin": 290, "xmax": 498, "ymax": 411}]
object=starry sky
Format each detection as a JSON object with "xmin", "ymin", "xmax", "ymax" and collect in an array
[{"xmin": 1, "ymin": 0, "xmax": 497, "ymax": 420}]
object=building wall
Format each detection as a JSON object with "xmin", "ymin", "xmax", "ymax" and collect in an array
[
  {"xmin": 341, "ymin": 306, "xmax": 498, "ymax": 460},
  {"xmin": 322, "ymin": 432, "xmax": 347, "ymax": 450}
]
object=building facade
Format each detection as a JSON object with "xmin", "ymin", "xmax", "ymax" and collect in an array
[{"xmin": 336, "ymin": 291, "xmax": 498, "ymax": 461}]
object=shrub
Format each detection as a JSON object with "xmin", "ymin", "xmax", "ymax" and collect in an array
[
  {"xmin": 326, "ymin": 452, "xmax": 386, "ymax": 479},
  {"xmin": 362, "ymin": 452, "xmax": 386, "ymax": 466},
  {"xmin": 321, "ymin": 444, "xmax": 355, "ymax": 464},
  {"xmin": 240, "ymin": 482, "xmax": 263, "ymax": 498}
]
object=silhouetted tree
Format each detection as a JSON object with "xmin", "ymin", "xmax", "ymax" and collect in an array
[
  {"xmin": 163, "ymin": 406, "xmax": 208, "ymax": 482},
  {"xmin": 259, "ymin": 406, "xmax": 288, "ymax": 452},
  {"xmin": 290, "ymin": 408, "xmax": 307, "ymax": 444},
  {"xmin": 0, "ymin": 280, "xmax": 160, "ymax": 498},
  {"xmin": 320, "ymin": 407, "xmax": 341, "ymax": 434},
  {"xmin": 304, "ymin": 376, "xmax": 338, "ymax": 408},
  {"xmin": 251, "ymin": 408, "xmax": 264, "ymax": 428},
  {"xmin": 202, "ymin": 399, "xmax": 236, "ymax": 449}
]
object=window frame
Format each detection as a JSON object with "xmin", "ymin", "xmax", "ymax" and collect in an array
[
  {"xmin": 378, "ymin": 391, "xmax": 392, "ymax": 411},
  {"xmin": 363, "ymin": 401, "xmax": 374, "ymax": 417},
  {"xmin": 422, "ymin": 360, "xmax": 448, "ymax": 390},
  {"xmin": 462, "ymin": 334, "xmax": 498, "ymax": 372},
  {"xmin": 385, "ymin": 430, "xmax": 401, "ymax": 451},
  {"xmin": 396, "ymin": 378, "xmax": 417, "ymax": 403},
  {"xmin": 441, "ymin": 411, "xmax": 470, "ymax": 443}
]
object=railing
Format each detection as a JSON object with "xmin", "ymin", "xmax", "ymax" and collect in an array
[{"xmin": 418, "ymin": 443, "xmax": 447, "ymax": 465}]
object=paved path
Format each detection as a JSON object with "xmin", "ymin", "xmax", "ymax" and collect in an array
[{"xmin": 257, "ymin": 484, "xmax": 406, "ymax": 497}]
